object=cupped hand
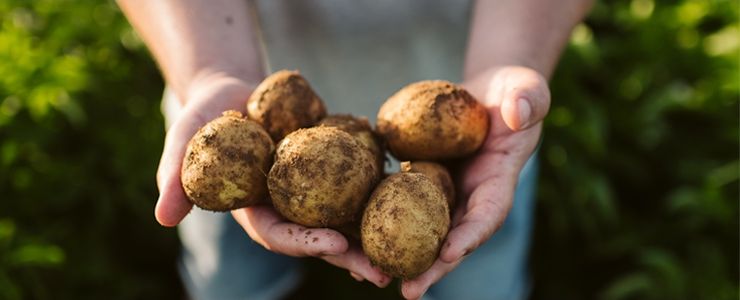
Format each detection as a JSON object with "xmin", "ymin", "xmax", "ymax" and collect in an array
[
  {"xmin": 231, "ymin": 206, "xmax": 391, "ymax": 287},
  {"xmin": 155, "ymin": 74, "xmax": 256, "ymax": 226},
  {"xmin": 154, "ymin": 74, "xmax": 390, "ymax": 288},
  {"xmin": 401, "ymin": 66, "xmax": 551, "ymax": 299}
]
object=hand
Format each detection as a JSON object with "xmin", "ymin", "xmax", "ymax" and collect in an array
[
  {"xmin": 154, "ymin": 73, "xmax": 391, "ymax": 288},
  {"xmin": 231, "ymin": 207, "xmax": 391, "ymax": 287},
  {"xmin": 155, "ymin": 74, "xmax": 257, "ymax": 226},
  {"xmin": 401, "ymin": 66, "xmax": 551, "ymax": 299}
]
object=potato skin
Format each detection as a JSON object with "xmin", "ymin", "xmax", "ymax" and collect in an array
[
  {"xmin": 181, "ymin": 111, "xmax": 275, "ymax": 211},
  {"xmin": 268, "ymin": 127, "xmax": 379, "ymax": 227},
  {"xmin": 400, "ymin": 161, "xmax": 456, "ymax": 210},
  {"xmin": 361, "ymin": 173, "xmax": 450, "ymax": 279},
  {"xmin": 377, "ymin": 80, "xmax": 489, "ymax": 160},
  {"xmin": 317, "ymin": 114, "xmax": 385, "ymax": 175},
  {"xmin": 247, "ymin": 70, "xmax": 327, "ymax": 141}
]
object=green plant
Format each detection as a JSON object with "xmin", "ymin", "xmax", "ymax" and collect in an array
[
  {"xmin": 532, "ymin": 0, "xmax": 738, "ymax": 299},
  {"xmin": 0, "ymin": 1, "xmax": 181, "ymax": 299}
]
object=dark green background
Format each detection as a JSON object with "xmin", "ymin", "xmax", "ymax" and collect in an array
[{"xmin": 0, "ymin": 0, "xmax": 737, "ymax": 299}]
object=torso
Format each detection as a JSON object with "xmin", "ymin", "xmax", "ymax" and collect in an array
[{"xmin": 251, "ymin": 0, "xmax": 472, "ymax": 120}]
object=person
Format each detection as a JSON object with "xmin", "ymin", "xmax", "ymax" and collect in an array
[{"xmin": 117, "ymin": 0, "xmax": 593, "ymax": 299}]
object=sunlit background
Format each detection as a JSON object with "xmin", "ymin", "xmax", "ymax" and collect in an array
[{"xmin": 0, "ymin": 0, "xmax": 737, "ymax": 299}]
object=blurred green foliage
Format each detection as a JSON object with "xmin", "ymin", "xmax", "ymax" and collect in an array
[
  {"xmin": 533, "ymin": 0, "xmax": 738, "ymax": 299},
  {"xmin": 0, "ymin": 0, "xmax": 181, "ymax": 299},
  {"xmin": 0, "ymin": 0, "xmax": 736, "ymax": 299}
]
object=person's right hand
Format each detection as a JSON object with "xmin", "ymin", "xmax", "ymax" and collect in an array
[
  {"xmin": 231, "ymin": 206, "xmax": 391, "ymax": 287},
  {"xmin": 155, "ymin": 73, "xmax": 391, "ymax": 288},
  {"xmin": 155, "ymin": 74, "xmax": 255, "ymax": 226}
]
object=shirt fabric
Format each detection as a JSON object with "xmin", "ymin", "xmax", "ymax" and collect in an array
[{"xmin": 252, "ymin": 0, "xmax": 471, "ymax": 119}]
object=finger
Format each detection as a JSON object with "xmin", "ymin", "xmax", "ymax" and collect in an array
[
  {"xmin": 231, "ymin": 206, "xmax": 349, "ymax": 257},
  {"xmin": 232, "ymin": 207, "xmax": 391, "ymax": 287},
  {"xmin": 440, "ymin": 177, "xmax": 515, "ymax": 263},
  {"xmin": 498, "ymin": 67, "xmax": 550, "ymax": 131},
  {"xmin": 154, "ymin": 114, "xmax": 206, "ymax": 227},
  {"xmin": 154, "ymin": 176, "xmax": 192, "ymax": 227},
  {"xmin": 322, "ymin": 244, "xmax": 392, "ymax": 288},
  {"xmin": 349, "ymin": 271, "xmax": 364, "ymax": 282},
  {"xmin": 401, "ymin": 257, "xmax": 464, "ymax": 300}
]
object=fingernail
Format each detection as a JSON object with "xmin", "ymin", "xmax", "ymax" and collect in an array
[
  {"xmin": 350, "ymin": 272, "xmax": 364, "ymax": 282},
  {"xmin": 376, "ymin": 275, "xmax": 389, "ymax": 287},
  {"xmin": 319, "ymin": 250, "xmax": 342, "ymax": 256},
  {"xmin": 373, "ymin": 274, "xmax": 391, "ymax": 288},
  {"xmin": 517, "ymin": 98, "xmax": 532, "ymax": 129},
  {"xmin": 463, "ymin": 248, "xmax": 472, "ymax": 257}
]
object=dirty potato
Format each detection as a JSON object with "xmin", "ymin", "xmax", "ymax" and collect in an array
[
  {"xmin": 400, "ymin": 161, "xmax": 456, "ymax": 210},
  {"xmin": 247, "ymin": 70, "xmax": 327, "ymax": 141},
  {"xmin": 376, "ymin": 80, "xmax": 489, "ymax": 160},
  {"xmin": 317, "ymin": 114, "xmax": 385, "ymax": 175},
  {"xmin": 181, "ymin": 110, "xmax": 275, "ymax": 211},
  {"xmin": 361, "ymin": 172, "xmax": 450, "ymax": 279},
  {"xmin": 268, "ymin": 127, "xmax": 379, "ymax": 228}
]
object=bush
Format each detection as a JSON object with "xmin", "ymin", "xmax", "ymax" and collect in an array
[
  {"xmin": 0, "ymin": 1, "xmax": 180, "ymax": 299},
  {"xmin": 533, "ymin": 1, "xmax": 738, "ymax": 299}
]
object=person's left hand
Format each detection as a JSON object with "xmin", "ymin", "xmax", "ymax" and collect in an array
[{"xmin": 401, "ymin": 66, "xmax": 551, "ymax": 299}]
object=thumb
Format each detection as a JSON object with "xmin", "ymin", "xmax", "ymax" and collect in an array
[
  {"xmin": 497, "ymin": 68, "xmax": 551, "ymax": 131},
  {"xmin": 154, "ymin": 109, "xmax": 207, "ymax": 226}
]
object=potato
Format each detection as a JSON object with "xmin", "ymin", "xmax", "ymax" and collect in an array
[
  {"xmin": 247, "ymin": 70, "xmax": 327, "ymax": 141},
  {"xmin": 376, "ymin": 80, "xmax": 489, "ymax": 160},
  {"xmin": 268, "ymin": 127, "xmax": 380, "ymax": 227},
  {"xmin": 181, "ymin": 110, "xmax": 275, "ymax": 211},
  {"xmin": 317, "ymin": 114, "xmax": 385, "ymax": 175},
  {"xmin": 361, "ymin": 172, "xmax": 450, "ymax": 279},
  {"xmin": 400, "ymin": 161, "xmax": 456, "ymax": 210}
]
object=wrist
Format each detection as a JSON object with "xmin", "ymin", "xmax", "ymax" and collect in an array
[
  {"xmin": 168, "ymin": 72, "xmax": 258, "ymax": 126},
  {"xmin": 463, "ymin": 65, "xmax": 547, "ymax": 85},
  {"xmin": 178, "ymin": 68, "xmax": 262, "ymax": 108},
  {"xmin": 464, "ymin": 60, "xmax": 542, "ymax": 82},
  {"xmin": 463, "ymin": 66, "xmax": 548, "ymax": 101}
]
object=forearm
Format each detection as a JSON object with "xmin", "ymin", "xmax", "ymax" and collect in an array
[
  {"xmin": 464, "ymin": 0, "xmax": 594, "ymax": 80},
  {"xmin": 117, "ymin": 0, "xmax": 264, "ymax": 103}
]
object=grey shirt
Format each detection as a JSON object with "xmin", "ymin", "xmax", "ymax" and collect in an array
[{"xmin": 252, "ymin": 0, "xmax": 472, "ymax": 120}]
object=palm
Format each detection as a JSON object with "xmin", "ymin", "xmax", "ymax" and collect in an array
[{"xmin": 449, "ymin": 113, "xmax": 542, "ymax": 259}]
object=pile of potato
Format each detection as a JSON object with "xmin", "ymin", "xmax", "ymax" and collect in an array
[{"xmin": 181, "ymin": 70, "xmax": 489, "ymax": 280}]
